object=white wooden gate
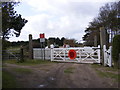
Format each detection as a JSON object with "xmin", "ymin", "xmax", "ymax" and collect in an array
[
  {"xmin": 51, "ymin": 46, "xmax": 101, "ymax": 63},
  {"xmin": 103, "ymin": 45, "xmax": 112, "ymax": 67},
  {"xmin": 33, "ymin": 45, "xmax": 113, "ymax": 65}
]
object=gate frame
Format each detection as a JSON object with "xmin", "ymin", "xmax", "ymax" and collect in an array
[{"xmin": 51, "ymin": 46, "xmax": 101, "ymax": 63}]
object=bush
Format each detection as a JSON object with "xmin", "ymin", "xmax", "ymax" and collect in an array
[{"xmin": 112, "ymin": 35, "xmax": 120, "ymax": 62}]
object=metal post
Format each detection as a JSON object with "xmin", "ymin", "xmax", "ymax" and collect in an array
[
  {"xmin": 43, "ymin": 42, "xmax": 45, "ymax": 60},
  {"xmin": 40, "ymin": 33, "xmax": 45, "ymax": 60},
  {"xmin": 40, "ymin": 42, "xmax": 43, "ymax": 60}
]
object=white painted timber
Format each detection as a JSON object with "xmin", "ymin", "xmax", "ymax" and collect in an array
[
  {"xmin": 51, "ymin": 46, "xmax": 101, "ymax": 63},
  {"xmin": 103, "ymin": 45, "xmax": 112, "ymax": 67},
  {"xmin": 33, "ymin": 48, "xmax": 51, "ymax": 60},
  {"xmin": 33, "ymin": 46, "xmax": 101, "ymax": 64}
]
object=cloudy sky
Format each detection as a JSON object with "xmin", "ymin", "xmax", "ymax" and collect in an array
[{"xmin": 9, "ymin": 0, "xmax": 117, "ymax": 43}]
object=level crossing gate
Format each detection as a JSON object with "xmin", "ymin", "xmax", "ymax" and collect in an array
[{"xmin": 51, "ymin": 46, "xmax": 101, "ymax": 63}]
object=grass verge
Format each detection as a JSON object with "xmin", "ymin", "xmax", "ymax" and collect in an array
[
  {"xmin": 96, "ymin": 69, "xmax": 120, "ymax": 82},
  {"xmin": 91, "ymin": 64, "xmax": 119, "ymax": 71},
  {"xmin": 3, "ymin": 59, "xmax": 55, "ymax": 66},
  {"xmin": 2, "ymin": 70, "xmax": 17, "ymax": 88},
  {"xmin": 91, "ymin": 64, "xmax": 120, "ymax": 82},
  {"xmin": 13, "ymin": 68, "xmax": 32, "ymax": 74},
  {"xmin": 64, "ymin": 67, "xmax": 75, "ymax": 74}
]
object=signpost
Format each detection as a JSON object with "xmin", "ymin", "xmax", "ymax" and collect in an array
[
  {"xmin": 39, "ymin": 33, "xmax": 45, "ymax": 60},
  {"xmin": 40, "ymin": 34, "xmax": 45, "ymax": 42}
]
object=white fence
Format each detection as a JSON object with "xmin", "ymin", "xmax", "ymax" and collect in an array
[{"xmin": 33, "ymin": 48, "xmax": 51, "ymax": 60}]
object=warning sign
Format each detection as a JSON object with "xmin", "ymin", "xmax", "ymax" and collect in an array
[
  {"xmin": 39, "ymin": 33, "xmax": 45, "ymax": 42},
  {"xmin": 68, "ymin": 49, "xmax": 76, "ymax": 59}
]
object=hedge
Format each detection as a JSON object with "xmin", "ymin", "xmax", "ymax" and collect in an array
[{"xmin": 112, "ymin": 35, "xmax": 120, "ymax": 62}]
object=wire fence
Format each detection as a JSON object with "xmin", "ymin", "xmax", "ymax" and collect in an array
[{"xmin": 2, "ymin": 50, "xmax": 20, "ymax": 61}]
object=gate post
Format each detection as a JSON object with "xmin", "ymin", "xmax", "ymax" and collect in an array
[
  {"xmin": 108, "ymin": 46, "xmax": 112, "ymax": 67},
  {"xmin": 20, "ymin": 46, "xmax": 24, "ymax": 62},
  {"xmin": 94, "ymin": 35, "xmax": 97, "ymax": 47},
  {"xmin": 98, "ymin": 45, "xmax": 101, "ymax": 63},
  {"xmin": 51, "ymin": 48, "xmax": 53, "ymax": 61},
  {"xmin": 100, "ymin": 27, "xmax": 107, "ymax": 65},
  {"xmin": 29, "ymin": 34, "xmax": 33, "ymax": 59},
  {"xmin": 103, "ymin": 45, "xmax": 107, "ymax": 66}
]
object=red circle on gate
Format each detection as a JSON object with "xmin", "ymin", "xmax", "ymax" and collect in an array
[{"xmin": 68, "ymin": 49, "xmax": 76, "ymax": 59}]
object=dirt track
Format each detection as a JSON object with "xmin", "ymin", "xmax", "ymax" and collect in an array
[{"xmin": 3, "ymin": 63, "xmax": 118, "ymax": 88}]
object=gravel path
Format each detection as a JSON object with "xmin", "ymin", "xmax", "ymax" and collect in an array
[{"xmin": 3, "ymin": 63, "xmax": 118, "ymax": 88}]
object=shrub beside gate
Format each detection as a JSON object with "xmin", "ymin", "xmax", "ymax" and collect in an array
[{"xmin": 112, "ymin": 35, "xmax": 120, "ymax": 68}]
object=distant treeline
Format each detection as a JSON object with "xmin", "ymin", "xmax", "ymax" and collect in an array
[
  {"xmin": 32, "ymin": 37, "xmax": 66, "ymax": 48},
  {"xmin": 5, "ymin": 37, "xmax": 83, "ymax": 48}
]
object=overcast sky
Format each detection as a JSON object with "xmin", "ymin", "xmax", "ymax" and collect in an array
[{"xmin": 8, "ymin": 0, "xmax": 117, "ymax": 43}]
